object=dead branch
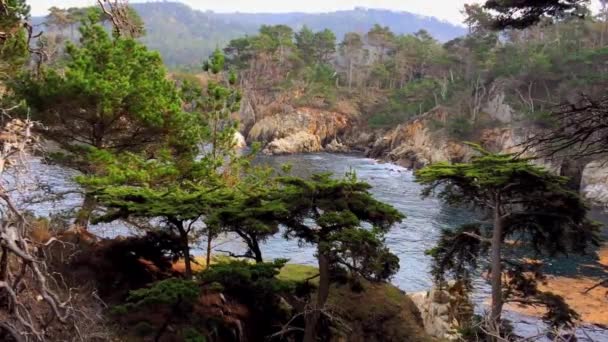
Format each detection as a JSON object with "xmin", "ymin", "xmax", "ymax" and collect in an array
[
  {"xmin": 521, "ymin": 94, "xmax": 608, "ymax": 159},
  {"xmin": 96, "ymin": 0, "xmax": 144, "ymax": 38},
  {"xmin": 0, "ymin": 119, "xmax": 78, "ymax": 341}
]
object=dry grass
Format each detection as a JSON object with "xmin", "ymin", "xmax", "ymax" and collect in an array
[{"xmin": 504, "ymin": 245, "xmax": 608, "ymax": 326}]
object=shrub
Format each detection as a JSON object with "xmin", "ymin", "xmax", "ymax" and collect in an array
[{"xmin": 446, "ymin": 116, "xmax": 474, "ymax": 140}]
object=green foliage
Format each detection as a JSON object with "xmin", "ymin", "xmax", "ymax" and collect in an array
[
  {"xmin": 0, "ymin": 0, "xmax": 30, "ymax": 77},
  {"xmin": 446, "ymin": 116, "xmax": 474, "ymax": 140},
  {"xmin": 77, "ymin": 50, "xmax": 245, "ymax": 276},
  {"xmin": 369, "ymin": 79, "xmax": 439, "ymax": 128},
  {"xmin": 295, "ymin": 26, "xmax": 316, "ymax": 65},
  {"xmin": 482, "ymin": 0, "xmax": 588, "ymax": 30},
  {"xmin": 278, "ymin": 172, "xmax": 404, "ymax": 281},
  {"xmin": 416, "ymin": 147, "xmax": 600, "ymax": 327},
  {"xmin": 13, "ymin": 15, "xmax": 200, "ymax": 172},
  {"xmin": 425, "ymin": 224, "xmax": 487, "ymax": 287},
  {"xmin": 124, "ymin": 278, "xmax": 200, "ymax": 308},
  {"xmin": 206, "ymin": 169, "xmax": 288, "ymax": 262},
  {"xmin": 203, "ymin": 48, "xmax": 225, "ymax": 74},
  {"xmin": 199, "ymin": 259, "xmax": 294, "ymax": 300}
]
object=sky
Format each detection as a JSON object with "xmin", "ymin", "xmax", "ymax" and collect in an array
[
  {"xmin": 28, "ymin": 0, "xmax": 486, "ymax": 25},
  {"xmin": 29, "ymin": 0, "xmax": 602, "ymax": 25}
]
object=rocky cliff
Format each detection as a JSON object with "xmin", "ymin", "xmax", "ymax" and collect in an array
[
  {"xmin": 245, "ymin": 106, "xmax": 353, "ymax": 154},
  {"xmin": 363, "ymin": 101, "xmax": 608, "ymax": 206},
  {"xmin": 238, "ymin": 89, "xmax": 608, "ymax": 205}
]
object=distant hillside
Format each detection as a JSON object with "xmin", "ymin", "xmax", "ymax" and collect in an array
[{"xmin": 35, "ymin": 2, "xmax": 467, "ymax": 67}]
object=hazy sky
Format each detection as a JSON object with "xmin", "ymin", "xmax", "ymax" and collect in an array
[
  {"xmin": 29, "ymin": 0, "xmax": 486, "ymax": 25},
  {"xmin": 29, "ymin": 0, "xmax": 602, "ymax": 25}
]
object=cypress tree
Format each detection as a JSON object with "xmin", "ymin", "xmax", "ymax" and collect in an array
[
  {"xmin": 416, "ymin": 144, "xmax": 600, "ymax": 331},
  {"xmin": 277, "ymin": 172, "xmax": 404, "ymax": 342}
]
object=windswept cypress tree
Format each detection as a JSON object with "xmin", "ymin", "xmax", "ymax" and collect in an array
[
  {"xmin": 277, "ymin": 172, "xmax": 404, "ymax": 342},
  {"xmin": 416, "ymin": 144, "xmax": 600, "ymax": 331},
  {"xmin": 206, "ymin": 168, "xmax": 288, "ymax": 263}
]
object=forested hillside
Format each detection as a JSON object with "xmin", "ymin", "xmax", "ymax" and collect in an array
[
  {"xmin": 34, "ymin": 1, "xmax": 466, "ymax": 66},
  {"xmin": 226, "ymin": 4, "xmax": 608, "ymax": 160}
]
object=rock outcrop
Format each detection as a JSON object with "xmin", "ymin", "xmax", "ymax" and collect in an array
[
  {"xmin": 367, "ymin": 107, "xmax": 475, "ymax": 168},
  {"xmin": 581, "ymin": 160, "xmax": 608, "ymax": 206},
  {"xmin": 409, "ymin": 281, "xmax": 474, "ymax": 340},
  {"xmin": 263, "ymin": 131, "xmax": 322, "ymax": 155},
  {"xmin": 233, "ymin": 131, "xmax": 247, "ymax": 149},
  {"xmin": 246, "ymin": 107, "xmax": 351, "ymax": 154}
]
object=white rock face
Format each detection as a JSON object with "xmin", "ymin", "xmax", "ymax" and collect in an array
[
  {"xmin": 484, "ymin": 93, "xmax": 514, "ymax": 123},
  {"xmin": 582, "ymin": 160, "xmax": 608, "ymax": 206},
  {"xmin": 325, "ymin": 138, "xmax": 350, "ymax": 153},
  {"xmin": 262, "ymin": 131, "xmax": 322, "ymax": 155},
  {"xmin": 409, "ymin": 282, "xmax": 473, "ymax": 340},
  {"xmin": 233, "ymin": 132, "xmax": 247, "ymax": 149}
]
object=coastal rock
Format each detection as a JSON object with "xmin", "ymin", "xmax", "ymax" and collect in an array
[
  {"xmin": 233, "ymin": 131, "xmax": 247, "ymax": 149},
  {"xmin": 484, "ymin": 92, "xmax": 514, "ymax": 123},
  {"xmin": 368, "ymin": 107, "xmax": 476, "ymax": 168},
  {"xmin": 263, "ymin": 131, "xmax": 321, "ymax": 154},
  {"xmin": 325, "ymin": 138, "xmax": 350, "ymax": 153},
  {"xmin": 409, "ymin": 281, "xmax": 473, "ymax": 340},
  {"xmin": 581, "ymin": 160, "xmax": 608, "ymax": 206},
  {"xmin": 247, "ymin": 107, "xmax": 350, "ymax": 154}
]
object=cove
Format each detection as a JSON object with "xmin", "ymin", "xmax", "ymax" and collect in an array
[{"xmin": 20, "ymin": 153, "xmax": 608, "ymax": 340}]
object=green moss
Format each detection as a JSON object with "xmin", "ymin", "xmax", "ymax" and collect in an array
[
  {"xmin": 327, "ymin": 281, "xmax": 430, "ymax": 342},
  {"xmin": 278, "ymin": 263, "xmax": 429, "ymax": 341},
  {"xmin": 277, "ymin": 264, "xmax": 319, "ymax": 283}
]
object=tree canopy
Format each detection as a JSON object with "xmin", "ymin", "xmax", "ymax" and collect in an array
[
  {"xmin": 13, "ymin": 12, "xmax": 200, "ymax": 173},
  {"xmin": 416, "ymin": 145, "xmax": 600, "ymax": 331},
  {"xmin": 483, "ymin": 0, "xmax": 589, "ymax": 29},
  {"xmin": 276, "ymin": 172, "xmax": 404, "ymax": 342}
]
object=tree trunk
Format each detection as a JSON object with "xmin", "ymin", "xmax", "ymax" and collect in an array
[
  {"xmin": 490, "ymin": 198, "xmax": 504, "ymax": 324},
  {"xmin": 304, "ymin": 248, "xmax": 330, "ymax": 342},
  {"xmin": 206, "ymin": 230, "xmax": 213, "ymax": 270},
  {"xmin": 251, "ymin": 239, "xmax": 263, "ymax": 263},
  {"xmin": 180, "ymin": 229, "xmax": 192, "ymax": 278},
  {"xmin": 74, "ymin": 193, "xmax": 96, "ymax": 228},
  {"xmin": 348, "ymin": 59, "xmax": 353, "ymax": 90},
  {"xmin": 0, "ymin": 247, "xmax": 7, "ymax": 281}
]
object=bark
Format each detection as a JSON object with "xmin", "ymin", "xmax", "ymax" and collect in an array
[
  {"xmin": 0, "ymin": 246, "xmax": 7, "ymax": 281},
  {"xmin": 74, "ymin": 193, "xmax": 96, "ymax": 228},
  {"xmin": 205, "ymin": 230, "xmax": 212, "ymax": 270},
  {"xmin": 250, "ymin": 238, "xmax": 263, "ymax": 263},
  {"xmin": 179, "ymin": 228, "xmax": 192, "ymax": 278},
  {"xmin": 303, "ymin": 247, "xmax": 330, "ymax": 342},
  {"xmin": 490, "ymin": 196, "xmax": 504, "ymax": 323}
]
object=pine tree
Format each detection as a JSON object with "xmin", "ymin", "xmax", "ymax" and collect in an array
[
  {"xmin": 0, "ymin": 0, "xmax": 30, "ymax": 78},
  {"xmin": 206, "ymin": 168, "xmax": 287, "ymax": 263},
  {"xmin": 416, "ymin": 144, "xmax": 599, "ymax": 331},
  {"xmin": 79, "ymin": 51, "xmax": 243, "ymax": 277},
  {"xmin": 295, "ymin": 26, "xmax": 316, "ymax": 65},
  {"xmin": 312, "ymin": 29, "xmax": 336, "ymax": 64},
  {"xmin": 277, "ymin": 172, "xmax": 404, "ymax": 342},
  {"xmin": 13, "ymin": 11, "xmax": 201, "ymax": 226}
]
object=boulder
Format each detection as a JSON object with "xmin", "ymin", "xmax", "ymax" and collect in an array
[
  {"xmin": 581, "ymin": 160, "xmax": 608, "ymax": 206},
  {"xmin": 325, "ymin": 138, "xmax": 350, "ymax": 153},
  {"xmin": 233, "ymin": 131, "xmax": 247, "ymax": 149},
  {"xmin": 263, "ymin": 131, "xmax": 322, "ymax": 155},
  {"xmin": 409, "ymin": 281, "xmax": 473, "ymax": 340}
]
